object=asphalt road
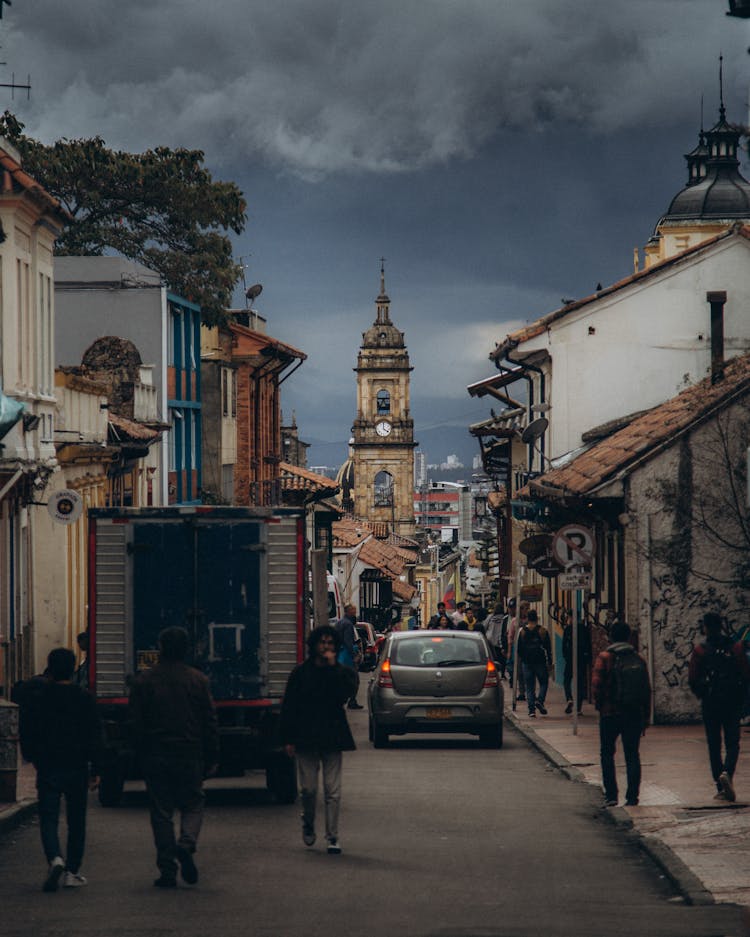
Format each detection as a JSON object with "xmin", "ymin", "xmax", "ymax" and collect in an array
[{"xmin": 0, "ymin": 709, "xmax": 744, "ymax": 937}]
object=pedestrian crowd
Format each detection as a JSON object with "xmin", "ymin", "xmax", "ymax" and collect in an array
[
  {"xmin": 11, "ymin": 599, "xmax": 750, "ymax": 892},
  {"xmin": 427, "ymin": 598, "xmax": 750, "ymax": 808}
]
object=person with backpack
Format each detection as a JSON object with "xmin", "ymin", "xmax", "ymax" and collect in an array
[
  {"xmin": 592, "ymin": 621, "xmax": 651, "ymax": 807},
  {"xmin": 688, "ymin": 612, "xmax": 750, "ymax": 802},
  {"xmin": 517, "ymin": 609, "xmax": 552, "ymax": 717}
]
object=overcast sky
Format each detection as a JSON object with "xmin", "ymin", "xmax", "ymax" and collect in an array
[{"xmin": 5, "ymin": 1, "xmax": 750, "ymax": 467}]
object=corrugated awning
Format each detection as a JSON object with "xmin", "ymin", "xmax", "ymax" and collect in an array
[{"xmin": 467, "ymin": 368, "xmax": 527, "ymax": 398}]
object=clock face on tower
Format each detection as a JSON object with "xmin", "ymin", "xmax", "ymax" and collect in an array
[{"xmin": 375, "ymin": 420, "xmax": 392, "ymax": 437}]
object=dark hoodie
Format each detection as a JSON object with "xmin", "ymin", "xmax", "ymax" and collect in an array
[{"xmin": 18, "ymin": 678, "xmax": 102, "ymax": 775}]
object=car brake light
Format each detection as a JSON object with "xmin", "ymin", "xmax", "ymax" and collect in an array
[
  {"xmin": 378, "ymin": 659, "xmax": 393, "ymax": 688},
  {"xmin": 484, "ymin": 659, "xmax": 499, "ymax": 687}
]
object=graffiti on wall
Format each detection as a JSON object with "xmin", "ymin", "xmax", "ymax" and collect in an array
[{"xmin": 643, "ymin": 572, "xmax": 734, "ymax": 691}]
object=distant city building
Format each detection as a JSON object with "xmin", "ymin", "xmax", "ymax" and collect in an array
[
  {"xmin": 441, "ymin": 454, "xmax": 464, "ymax": 470},
  {"xmin": 414, "ymin": 449, "xmax": 427, "ymax": 488},
  {"xmin": 310, "ymin": 465, "xmax": 339, "ymax": 480},
  {"xmin": 414, "ymin": 481, "xmax": 472, "ymax": 541}
]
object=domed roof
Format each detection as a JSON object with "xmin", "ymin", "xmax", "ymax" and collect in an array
[
  {"xmin": 335, "ymin": 453, "xmax": 355, "ymax": 510},
  {"xmin": 662, "ymin": 105, "xmax": 750, "ymax": 223}
]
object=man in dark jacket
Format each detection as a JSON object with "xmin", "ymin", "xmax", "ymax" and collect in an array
[
  {"xmin": 562, "ymin": 611, "xmax": 592, "ymax": 715},
  {"xmin": 517, "ymin": 610, "xmax": 552, "ymax": 717},
  {"xmin": 280, "ymin": 625, "xmax": 357, "ymax": 855},
  {"xmin": 335, "ymin": 603, "xmax": 363, "ymax": 709},
  {"xmin": 688, "ymin": 612, "xmax": 750, "ymax": 803},
  {"xmin": 17, "ymin": 648, "xmax": 102, "ymax": 892},
  {"xmin": 129, "ymin": 626, "xmax": 219, "ymax": 888},
  {"xmin": 592, "ymin": 622, "xmax": 651, "ymax": 807}
]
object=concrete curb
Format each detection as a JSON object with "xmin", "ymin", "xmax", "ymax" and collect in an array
[
  {"xmin": 504, "ymin": 710, "xmax": 715, "ymax": 907},
  {"xmin": 0, "ymin": 798, "xmax": 37, "ymax": 836}
]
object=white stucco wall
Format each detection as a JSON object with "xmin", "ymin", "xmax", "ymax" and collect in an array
[{"xmin": 518, "ymin": 236, "xmax": 750, "ymax": 458}]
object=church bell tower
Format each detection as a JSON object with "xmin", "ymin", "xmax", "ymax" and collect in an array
[{"xmin": 350, "ymin": 264, "xmax": 416, "ymax": 536}]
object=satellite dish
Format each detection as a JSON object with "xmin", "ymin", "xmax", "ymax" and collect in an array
[
  {"xmin": 521, "ymin": 417, "xmax": 549, "ymax": 445},
  {"xmin": 519, "ymin": 533, "xmax": 552, "ymax": 559},
  {"xmin": 245, "ymin": 283, "xmax": 263, "ymax": 302}
]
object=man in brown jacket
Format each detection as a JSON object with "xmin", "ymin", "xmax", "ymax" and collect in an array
[{"xmin": 129, "ymin": 626, "xmax": 219, "ymax": 888}]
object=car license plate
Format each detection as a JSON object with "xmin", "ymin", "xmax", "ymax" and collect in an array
[{"xmin": 426, "ymin": 707, "xmax": 452, "ymax": 720}]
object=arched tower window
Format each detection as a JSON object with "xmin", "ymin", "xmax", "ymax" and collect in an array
[
  {"xmin": 376, "ymin": 389, "xmax": 390, "ymax": 414},
  {"xmin": 374, "ymin": 470, "xmax": 394, "ymax": 507}
]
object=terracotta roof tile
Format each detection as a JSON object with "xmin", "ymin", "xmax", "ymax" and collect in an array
[
  {"xmin": 529, "ymin": 353, "xmax": 750, "ymax": 498},
  {"xmin": 108, "ymin": 412, "xmax": 163, "ymax": 443},
  {"xmin": 279, "ymin": 461, "xmax": 339, "ymax": 494}
]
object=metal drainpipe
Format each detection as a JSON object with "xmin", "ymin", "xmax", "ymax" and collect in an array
[{"xmin": 497, "ymin": 344, "xmax": 547, "ymax": 473}]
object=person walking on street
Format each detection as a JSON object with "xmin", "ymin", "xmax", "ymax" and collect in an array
[
  {"xmin": 129, "ymin": 626, "xmax": 219, "ymax": 888},
  {"xmin": 451, "ymin": 601, "xmax": 468, "ymax": 628},
  {"xmin": 17, "ymin": 647, "xmax": 102, "ymax": 892},
  {"xmin": 74, "ymin": 630, "xmax": 90, "ymax": 690},
  {"xmin": 688, "ymin": 612, "xmax": 750, "ymax": 802},
  {"xmin": 483, "ymin": 602, "xmax": 509, "ymax": 677},
  {"xmin": 280, "ymin": 625, "xmax": 357, "ymax": 855},
  {"xmin": 427, "ymin": 602, "xmax": 448, "ymax": 629},
  {"xmin": 508, "ymin": 600, "xmax": 529, "ymax": 699},
  {"xmin": 335, "ymin": 603, "xmax": 363, "ymax": 709},
  {"xmin": 592, "ymin": 621, "xmax": 651, "ymax": 807},
  {"xmin": 517, "ymin": 610, "xmax": 552, "ymax": 717},
  {"xmin": 562, "ymin": 611, "xmax": 592, "ymax": 715}
]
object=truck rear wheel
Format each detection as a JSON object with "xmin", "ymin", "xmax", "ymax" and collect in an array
[
  {"xmin": 98, "ymin": 764, "xmax": 125, "ymax": 807},
  {"xmin": 266, "ymin": 752, "xmax": 297, "ymax": 804}
]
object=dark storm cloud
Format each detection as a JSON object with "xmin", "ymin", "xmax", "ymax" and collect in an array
[
  {"xmin": 7, "ymin": 1, "xmax": 745, "ymax": 173},
  {"xmin": 4, "ymin": 1, "xmax": 748, "ymax": 465}
]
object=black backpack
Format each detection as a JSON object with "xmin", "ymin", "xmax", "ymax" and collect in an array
[
  {"xmin": 610, "ymin": 644, "xmax": 650, "ymax": 711},
  {"xmin": 699, "ymin": 642, "xmax": 745, "ymax": 706}
]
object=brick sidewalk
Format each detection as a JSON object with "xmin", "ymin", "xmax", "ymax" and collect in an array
[{"xmin": 506, "ymin": 680, "xmax": 750, "ymax": 907}]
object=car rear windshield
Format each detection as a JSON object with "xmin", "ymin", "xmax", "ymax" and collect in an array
[{"xmin": 392, "ymin": 636, "xmax": 485, "ymax": 667}]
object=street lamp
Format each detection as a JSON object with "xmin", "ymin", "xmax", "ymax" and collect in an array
[{"xmin": 727, "ymin": 0, "xmax": 750, "ymax": 17}]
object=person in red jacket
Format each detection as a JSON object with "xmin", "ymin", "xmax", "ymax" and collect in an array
[
  {"xmin": 592, "ymin": 622, "xmax": 650, "ymax": 807},
  {"xmin": 688, "ymin": 612, "xmax": 750, "ymax": 803}
]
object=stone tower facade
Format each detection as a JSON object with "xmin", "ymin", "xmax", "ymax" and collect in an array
[{"xmin": 351, "ymin": 267, "xmax": 416, "ymax": 536}]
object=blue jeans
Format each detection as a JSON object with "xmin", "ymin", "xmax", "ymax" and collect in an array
[
  {"xmin": 523, "ymin": 664, "xmax": 548, "ymax": 713},
  {"xmin": 36, "ymin": 766, "xmax": 89, "ymax": 873}
]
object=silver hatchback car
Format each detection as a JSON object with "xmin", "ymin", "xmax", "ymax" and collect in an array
[{"xmin": 368, "ymin": 630, "xmax": 504, "ymax": 748}]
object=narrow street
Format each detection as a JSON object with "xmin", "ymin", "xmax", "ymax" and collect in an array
[{"xmin": 0, "ymin": 710, "xmax": 743, "ymax": 937}]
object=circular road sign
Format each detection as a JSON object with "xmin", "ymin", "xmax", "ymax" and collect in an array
[
  {"xmin": 552, "ymin": 524, "xmax": 595, "ymax": 569},
  {"xmin": 47, "ymin": 489, "xmax": 84, "ymax": 526}
]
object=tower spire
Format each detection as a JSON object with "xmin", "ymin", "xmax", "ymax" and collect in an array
[
  {"xmin": 719, "ymin": 53, "xmax": 725, "ymax": 120},
  {"xmin": 375, "ymin": 256, "xmax": 391, "ymax": 325}
]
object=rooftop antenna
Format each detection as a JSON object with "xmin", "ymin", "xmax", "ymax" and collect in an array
[
  {"xmin": 719, "ymin": 53, "xmax": 726, "ymax": 120},
  {"xmin": 0, "ymin": 3, "xmax": 31, "ymax": 97}
]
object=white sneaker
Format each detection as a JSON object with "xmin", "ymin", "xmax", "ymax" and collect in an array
[
  {"xmin": 43, "ymin": 856, "xmax": 65, "ymax": 892},
  {"xmin": 63, "ymin": 871, "xmax": 88, "ymax": 888},
  {"xmin": 327, "ymin": 838, "xmax": 342, "ymax": 855}
]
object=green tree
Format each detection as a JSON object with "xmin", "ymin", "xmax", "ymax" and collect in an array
[{"xmin": 0, "ymin": 112, "xmax": 247, "ymax": 325}]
